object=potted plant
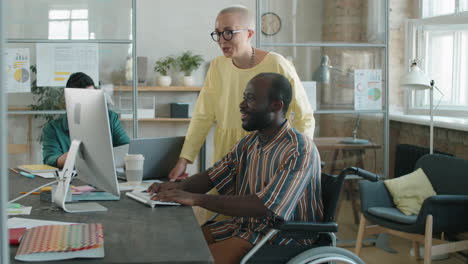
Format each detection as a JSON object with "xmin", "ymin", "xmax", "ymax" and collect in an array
[
  {"xmin": 177, "ymin": 51, "xmax": 204, "ymax": 86},
  {"xmin": 29, "ymin": 65, "xmax": 65, "ymax": 123},
  {"xmin": 154, "ymin": 56, "xmax": 176, "ymax": 86}
]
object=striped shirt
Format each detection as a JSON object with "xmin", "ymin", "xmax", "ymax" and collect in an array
[{"xmin": 206, "ymin": 121, "xmax": 323, "ymax": 245}]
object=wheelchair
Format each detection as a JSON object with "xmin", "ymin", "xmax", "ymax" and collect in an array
[{"xmin": 233, "ymin": 167, "xmax": 379, "ymax": 264}]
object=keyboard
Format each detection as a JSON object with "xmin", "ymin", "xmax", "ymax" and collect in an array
[{"xmin": 126, "ymin": 191, "xmax": 180, "ymax": 207}]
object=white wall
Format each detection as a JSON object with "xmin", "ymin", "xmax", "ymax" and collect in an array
[{"xmin": 137, "ymin": 0, "xmax": 255, "ymax": 86}]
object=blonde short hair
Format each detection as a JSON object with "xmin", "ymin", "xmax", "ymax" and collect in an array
[{"xmin": 218, "ymin": 5, "xmax": 255, "ymax": 30}]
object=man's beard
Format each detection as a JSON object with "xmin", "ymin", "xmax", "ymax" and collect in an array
[{"xmin": 242, "ymin": 111, "xmax": 272, "ymax": 132}]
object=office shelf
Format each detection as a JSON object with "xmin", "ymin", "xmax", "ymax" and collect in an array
[
  {"xmin": 114, "ymin": 86, "xmax": 202, "ymax": 92},
  {"xmin": 256, "ymin": 0, "xmax": 389, "ymax": 177}
]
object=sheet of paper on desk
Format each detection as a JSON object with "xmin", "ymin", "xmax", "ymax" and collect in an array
[
  {"xmin": 33, "ymin": 172, "xmax": 56, "ymax": 179},
  {"xmin": 119, "ymin": 179, "xmax": 162, "ymax": 192},
  {"xmin": 7, "ymin": 207, "xmax": 32, "ymax": 216},
  {"xmin": 7, "ymin": 217, "xmax": 77, "ymax": 229}
]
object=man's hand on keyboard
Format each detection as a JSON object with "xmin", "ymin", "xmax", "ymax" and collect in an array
[
  {"xmin": 151, "ymin": 189, "xmax": 199, "ymax": 206},
  {"xmin": 147, "ymin": 181, "xmax": 180, "ymax": 195}
]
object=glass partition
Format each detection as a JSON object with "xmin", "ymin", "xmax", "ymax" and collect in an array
[
  {"xmin": 7, "ymin": 0, "xmax": 132, "ymax": 40},
  {"xmin": 6, "ymin": 0, "xmax": 135, "ymax": 167},
  {"xmin": 315, "ymin": 113, "xmax": 384, "ymax": 176},
  {"xmin": 263, "ymin": 46, "xmax": 386, "ymax": 111},
  {"xmin": 7, "ymin": 43, "xmax": 133, "ymax": 108}
]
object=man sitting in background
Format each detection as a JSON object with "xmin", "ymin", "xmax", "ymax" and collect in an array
[
  {"xmin": 42, "ymin": 72, "xmax": 129, "ymax": 168},
  {"xmin": 148, "ymin": 72, "xmax": 323, "ymax": 264}
]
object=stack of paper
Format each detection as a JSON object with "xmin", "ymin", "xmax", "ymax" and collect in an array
[{"xmin": 18, "ymin": 164, "xmax": 58, "ymax": 174}]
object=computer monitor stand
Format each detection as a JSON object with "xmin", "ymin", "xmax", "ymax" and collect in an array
[{"xmin": 53, "ymin": 140, "xmax": 107, "ymax": 213}]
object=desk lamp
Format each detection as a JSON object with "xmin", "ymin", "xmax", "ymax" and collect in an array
[
  {"xmin": 341, "ymin": 114, "xmax": 369, "ymax": 144},
  {"xmin": 313, "ymin": 55, "xmax": 369, "ymax": 144},
  {"xmin": 312, "ymin": 55, "xmax": 354, "ymax": 84},
  {"xmin": 400, "ymin": 61, "xmax": 434, "ymax": 154}
]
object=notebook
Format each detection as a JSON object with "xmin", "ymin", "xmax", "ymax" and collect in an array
[
  {"xmin": 126, "ymin": 191, "xmax": 180, "ymax": 207},
  {"xmin": 15, "ymin": 223, "xmax": 104, "ymax": 262},
  {"xmin": 9, "ymin": 227, "xmax": 26, "ymax": 245},
  {"xmin": 18, "ymin": 164, "xmax": 58, "ymax": 174}
]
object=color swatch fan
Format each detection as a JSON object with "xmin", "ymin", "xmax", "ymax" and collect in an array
[{"xmin": 15, "ymin": 223, "xmax": 104, "ymax": 261}]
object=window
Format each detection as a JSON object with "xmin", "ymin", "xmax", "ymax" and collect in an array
[
  {"xmin": 460, "ymin": 0, "xmax": 468, "ymax": 11},
  {"xmin": 48, "ymin": 9, "xmax": 89, "ymax": 40},
  {"xmin": 423, "ymin": 0, "xmax": 455, "ymax": 17},
  {"xmin": 406, "ymin": 1, "xmax": 468, "ymax": 117}
]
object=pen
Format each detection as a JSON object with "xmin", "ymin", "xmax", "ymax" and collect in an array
[
  {"xmin": 19, "ymin": 171, "xmax": 35, "ymax": 179},
  {"xmin": 9, "ymin": 168, "xmax": 19, "ymax": 174},
  {"xmin": 19, "ymin": 192, "xmax": 40, "ymax": 195}
]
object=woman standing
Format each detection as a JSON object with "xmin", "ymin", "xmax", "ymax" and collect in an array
[{"xmin": 170, "ymin": 5, "xmax": 315, "ymax": 180}]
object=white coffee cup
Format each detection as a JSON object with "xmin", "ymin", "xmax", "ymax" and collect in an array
[{"xmin": 124, "ymin": 154, "xmax": 145, "ymax": 184}]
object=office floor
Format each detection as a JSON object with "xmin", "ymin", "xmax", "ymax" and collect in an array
[{"xmin": 337, "ymin": 200, "xmax": 466, "ymax": 264}]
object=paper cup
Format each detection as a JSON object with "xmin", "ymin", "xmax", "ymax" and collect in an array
[{"xmin": 124, "ymin": 154, "xmax": 144, "ymax": 184}]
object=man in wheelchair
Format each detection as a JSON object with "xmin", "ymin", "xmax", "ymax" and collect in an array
[{"xmin": 148, "ymin": 72, "xmax": 323, "ymax": 264}]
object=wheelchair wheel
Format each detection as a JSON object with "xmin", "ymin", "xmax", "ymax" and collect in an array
[{"xmin": 287, "ymin": 246, "xmax": 365, "ymax": 264}]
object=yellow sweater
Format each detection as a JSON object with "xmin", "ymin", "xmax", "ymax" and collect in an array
[{"xmin": 180, "ymin": 52, "xmax": 315, "ymax": 163}]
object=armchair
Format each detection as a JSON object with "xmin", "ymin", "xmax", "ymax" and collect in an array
[{"xmin": 355, "ymin": 154, "xmax": 468, "ymax": 264}]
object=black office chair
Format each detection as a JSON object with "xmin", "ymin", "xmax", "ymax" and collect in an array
[{"xmin": 236, "ymin": 167, "xmax": 379, "ymax": 264}]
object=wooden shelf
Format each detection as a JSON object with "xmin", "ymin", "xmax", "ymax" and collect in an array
[
  {"xmin": 8, "ymin": 106, "xmax": 32, "ymax": 111},
  {"xmin": 121, "ymin": 117, "xmax": 191, "ymax": 122},
  {"xmin": 114, "ymin": 86, "xmax": 202, "ymax": 92}
]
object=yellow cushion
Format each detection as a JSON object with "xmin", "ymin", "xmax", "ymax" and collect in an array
[{"xmin": 384, "ymin": 168, "xmax": 436, "ymax": 216}]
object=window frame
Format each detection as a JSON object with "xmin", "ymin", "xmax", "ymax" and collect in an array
[
  {"xmin": 405, "ymin": 1, "xmax": 468, "ymax": 117},
  {"xmin": 48, "ymin": 8, "xmax": 89, "ymax": 40}
]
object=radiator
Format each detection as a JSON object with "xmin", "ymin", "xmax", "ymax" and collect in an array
[{"xmin": 394, "ymin": 144, "xmax": 453, "ymax": 177}]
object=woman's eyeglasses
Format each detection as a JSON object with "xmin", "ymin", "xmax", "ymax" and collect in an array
[{"xmin": 210, "ymin": 29, "xmax": 249, "ymax": 42}]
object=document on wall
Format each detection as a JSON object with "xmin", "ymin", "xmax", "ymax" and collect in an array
[
  {"xmin": 354, "ymin": 69, "xmax": 382, "ymax": 110},
  {"xmin": 302, "ymin": 81, "xmax": 317, "ymax": 111},
  {"xmin": 36, "ymin": 43, "xmax": 99, "ymax": 87},
  {"xmin": 5, "ymin": 48, "xmax": 31, "ymax": 93}
]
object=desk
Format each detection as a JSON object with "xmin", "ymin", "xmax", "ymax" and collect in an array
[
  {"xmin": 8, "ymin": 173, "xmax": 214, "ymax": 264},
  {"xmin": 315, "ymin": 137, "xmax": 380, "ymax": 174},
  {"xmin": 315, "ymin": 137, "xmax": 381, "ymax": 224}
]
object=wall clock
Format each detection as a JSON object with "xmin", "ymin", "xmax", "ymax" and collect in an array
[{"xmin": 261, "ymin": 12, "xmax": 281, "ymax": 36}]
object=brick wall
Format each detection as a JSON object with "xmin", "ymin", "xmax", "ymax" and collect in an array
[
  {"xmin": 390, "ymin": 120, "xmax": 468, "ymax": 177},
  {"xmin": 389, "ymin": 0, "xmax": 418, "ymax": 111}
]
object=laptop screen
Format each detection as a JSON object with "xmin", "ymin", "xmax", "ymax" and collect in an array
[{"xmin": 128, "ymin": 137, "xmax": 184, "ymax": 180}]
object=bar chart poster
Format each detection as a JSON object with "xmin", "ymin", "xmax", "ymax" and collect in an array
[
  {"xmin": 36, "ymin": 43, "xmax": 99, "ymax": 87},
  {"xmin": 354, "ymin": 69, "xmax": 382, "ymax": 110},
  {"xmin": 5, "ymin": 48, "xmax": 31, "ymax": 93}
]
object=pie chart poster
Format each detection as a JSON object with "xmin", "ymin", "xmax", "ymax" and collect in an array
[
  {"xmin": 354, "ymin": 69, "xmax": 382, "ymax": 110},
  {"xmin": 5, "ymin": 48, "xmax": 31, "ymax": 93}
]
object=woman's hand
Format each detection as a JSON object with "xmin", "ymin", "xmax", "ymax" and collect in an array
[{"xmin": 168, "ymin": 158, "xmax": 190, "ymax": 181}]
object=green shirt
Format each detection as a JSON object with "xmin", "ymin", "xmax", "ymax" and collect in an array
[{"xmin": 42, "ymin": 110, "xmax": 130, "ymax": 167}]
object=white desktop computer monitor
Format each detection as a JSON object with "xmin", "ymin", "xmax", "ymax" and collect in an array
[{"xmin": 53, "ymin": 88, "xmax": 120, "ymax": 213}]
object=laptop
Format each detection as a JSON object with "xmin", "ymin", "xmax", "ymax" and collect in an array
[{"xmin": 127, "ymin": 136, "xmax": 184, "ymax": 180}]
